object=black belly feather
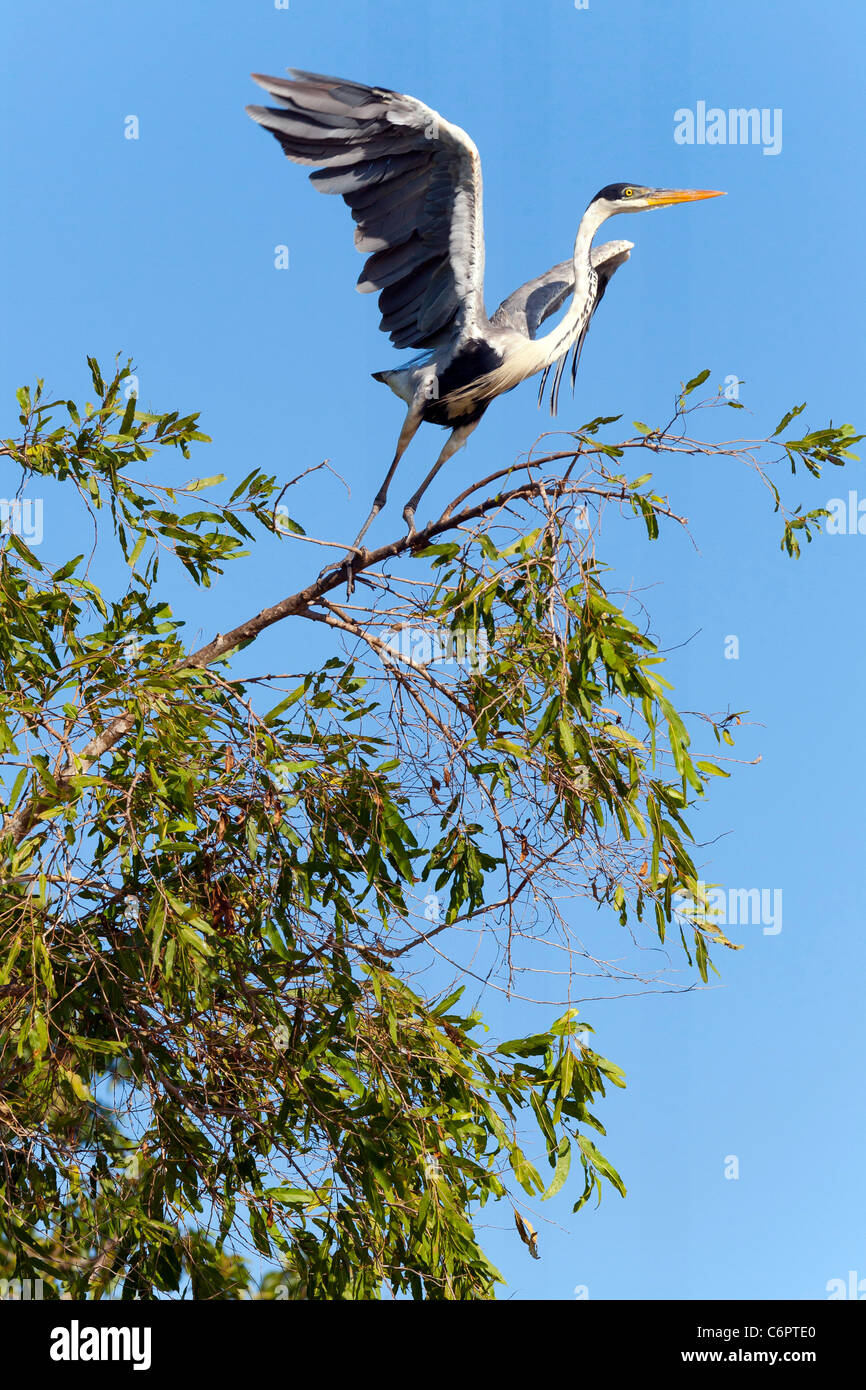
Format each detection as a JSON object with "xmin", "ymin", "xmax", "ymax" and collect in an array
[{"xmin": 421, "ymin": 339, "xmax": 503, "ymax": 427}]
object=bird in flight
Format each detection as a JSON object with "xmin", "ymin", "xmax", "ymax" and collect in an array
[{"xmin": 247, "ymin": 68, "xmax": 723, "ymax": 554}]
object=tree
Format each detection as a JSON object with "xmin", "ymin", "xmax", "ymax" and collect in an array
[{"xmin": 0, "ymin": 359, "xmax": 858, "ymax": 1298}]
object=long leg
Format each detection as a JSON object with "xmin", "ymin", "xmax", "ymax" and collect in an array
[
  {"xmin": 352, "ymin": 407, "xmax": 424, "ymax": 551},
  {"xmin": 402, "ymin": 419, "xmax": 480, "ymax": 535},
  {"xmin": 338, "ymin": 406, "xmax": 424, "ymax": 597}
]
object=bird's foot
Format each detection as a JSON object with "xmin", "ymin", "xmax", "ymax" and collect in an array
[
  {"xmin": 317, "ymin": 547, "xmax": 365, "ymax": 599},
  {"xmin": 346, "ymin": 543, "xmax": 372, "ymax": 598}
]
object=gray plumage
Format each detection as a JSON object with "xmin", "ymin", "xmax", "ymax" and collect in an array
[
  {"xmin": 246, "ymin": 69, "xmax": 722, "ymax": 557},
  {"xmin": 491, "ymin": 242, "xmax": 632, "ymax": 339},
  {"xmin": 491, "ymin": 242, "xmax": 633, "ymax": 413},
  {"xmin": 248, "ymin": 69, "xmax": 487, "ymax": 351}
]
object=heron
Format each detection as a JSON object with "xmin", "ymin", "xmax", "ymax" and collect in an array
[{"xmin": 247, "ymin": 68, "xmax": 723, "ymax": 559}]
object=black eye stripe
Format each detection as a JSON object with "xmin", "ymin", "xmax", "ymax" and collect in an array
[{"xmin": 592, "ymin": 182, "xmax": 642, "ymax": 202}]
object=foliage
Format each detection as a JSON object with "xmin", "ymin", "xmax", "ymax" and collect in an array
[{"xmin": 0, "ymin": 359, "xmax": 858, "ymax": 1297}]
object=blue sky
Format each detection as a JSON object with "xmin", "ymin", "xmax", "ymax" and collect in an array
[{"xmin": 1, "ymin": 0, "xmax": 864, "ymax": 1300}]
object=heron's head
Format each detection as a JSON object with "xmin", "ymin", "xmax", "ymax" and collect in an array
[{"xmin": 590, "ymin": 183, "xmax": 725, "ymax": 216}]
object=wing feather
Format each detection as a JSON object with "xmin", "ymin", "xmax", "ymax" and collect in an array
[
  {"xmin": 491, "ymin": 240, "xmax": 634, "ymax": 338},
  {"xmin": 247, "ymin": 69, "xmax": 487, "ymax": 349}
]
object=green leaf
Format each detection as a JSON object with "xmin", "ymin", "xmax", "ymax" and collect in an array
[
  {"xmin": 184, "ymin": 474, "xmax": 226, "ymax": 493},
  {"xmin": 86, "ymin": 355, "xmax": 105, "ymax": 395},
  {"xmin": 542, "ymin": 1136, "xmax": 572, "ymax": 1199},
  {"xmin": 66, "ymin": 1071, "xmax": 92, "ymax": 1103},
  {"xmin": 530, "ymin": 1091, "xmax": 557, "ymax": 1151},
  {"xmin": 578, "ymin": 1135, "xmax": 626, "ymax": 1198},
  {"xmin": 67, "ymin": 1036, "xmax": 129, "ymax": 1056},
  {"xmin": 263, "ymin": 686, "xmax": 307, "ymax": 725},
  {"xmin": 6, "ymin": 533, "xmax": 43, "ymax": 569},
  {"xmin": 773, "ymin": 403, "xmax": 806, "ymax": 437},
  {"xmin": 681, "ymin": 369, "xmax": 710, "ymax": 396},
  {"xmin": 264, "ymin": 1186, "xmax": 316, "ymax": 1206},
  {"xmin": 127, "ymin": 532, "xmax": 147, "ymax": 569},
  {"xmin": 497, "ymin": 1033, "xmax": 552, "ymax": 1058},
  {"xmin": 557, "ymin": 718, "xmax": 575, "ymax": 760},
  {"xmin": 119, "ymin": 392, "xmax": 138, "ymax": 436},
  {"xmin": 52, "ymin": 554, "xmax": 85, "ymax": 581}
]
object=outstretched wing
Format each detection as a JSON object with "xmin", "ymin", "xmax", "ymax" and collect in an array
[
  {"xmin": 247, "ymin": 69, "xmax": 487, "ymax": 350},
  {"xmin": 491, "ymin": 240, "xmax": 634, "ymax": 338}
]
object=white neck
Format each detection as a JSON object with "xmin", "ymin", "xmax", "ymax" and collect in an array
[
  {"xmin": 534, "ymin": 200, "xmax": 611, "ymax": 370},
  {"xmin": 447, "ymin": 202, "xmax": 614, "ymax": 411}
]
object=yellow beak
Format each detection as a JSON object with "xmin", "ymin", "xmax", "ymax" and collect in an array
[{"xmin": 645, "ymin": 188, "xmax": 726, "ymax": 207}]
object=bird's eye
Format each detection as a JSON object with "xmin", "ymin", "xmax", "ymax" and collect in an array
[{"xmin": 623, "ymin": 187, "xmax": 634, "ymax": 197}]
